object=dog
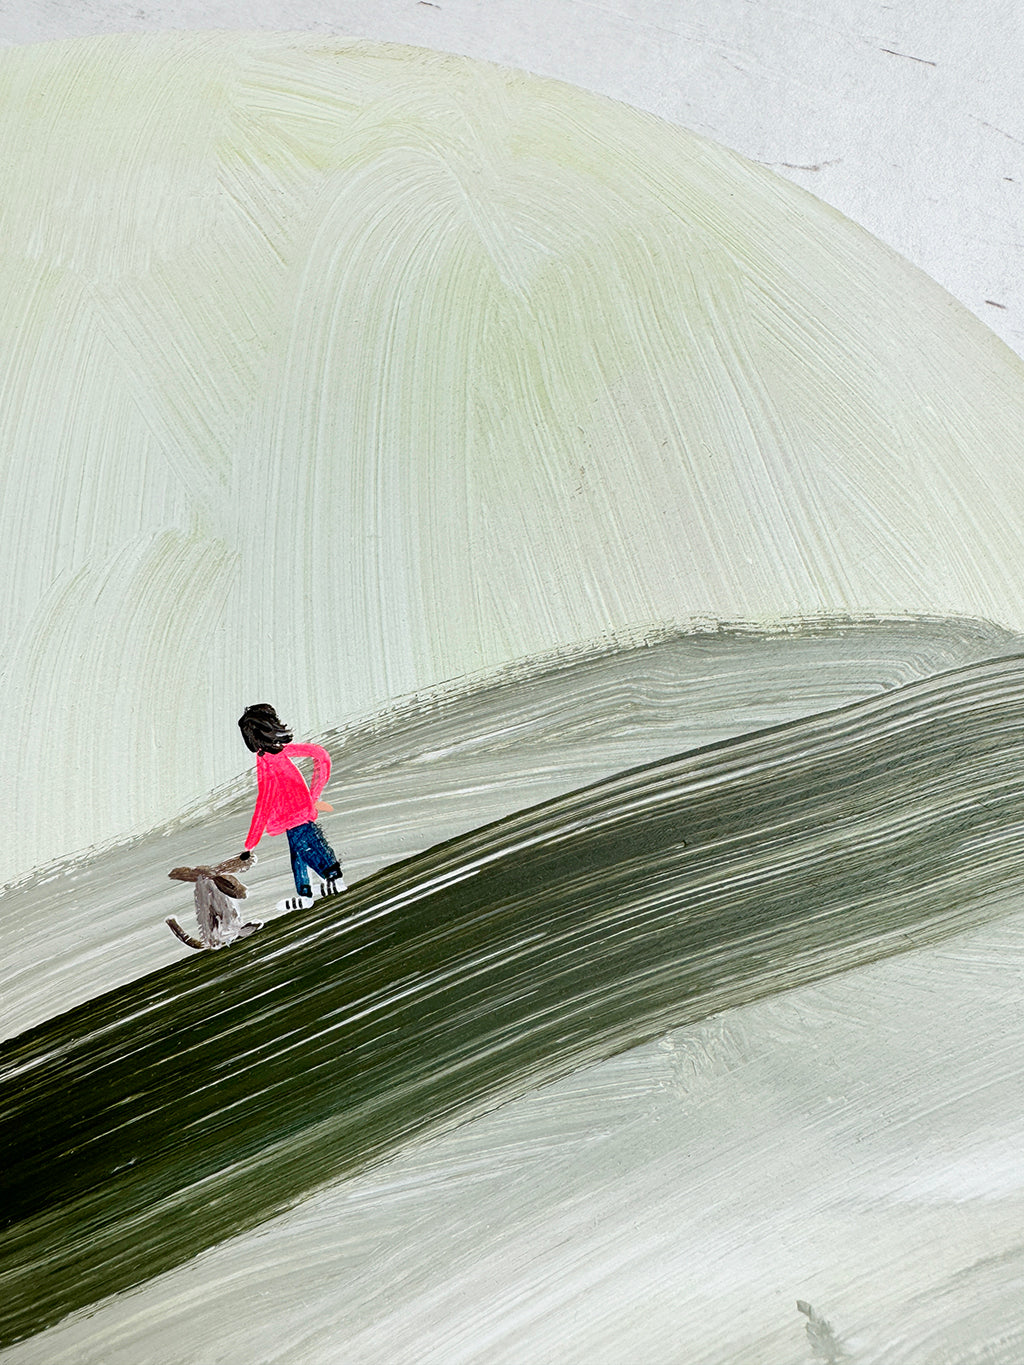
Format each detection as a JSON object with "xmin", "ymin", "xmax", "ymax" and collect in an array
[{"xmin": 166, "ymin": 852, "xmax": 263, "ymax": 950}]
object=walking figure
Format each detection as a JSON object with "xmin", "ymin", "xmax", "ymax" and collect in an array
[{"xmin": 239, "ymin": 703, "xmax": 345, "ymax": 908}]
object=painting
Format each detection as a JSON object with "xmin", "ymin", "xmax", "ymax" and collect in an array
[{"xmin": 2, "ymin": 15, "xmax": 1024, "ymax": 1364}]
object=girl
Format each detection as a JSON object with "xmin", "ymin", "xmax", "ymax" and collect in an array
[{"xmin": 238, "ymin": 703, "xmax": 345, "ymax": 905}]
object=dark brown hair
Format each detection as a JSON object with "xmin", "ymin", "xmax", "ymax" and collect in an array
[{"xmin": 238, "ymin": 704, "xmax": 293, "ymax": 754}]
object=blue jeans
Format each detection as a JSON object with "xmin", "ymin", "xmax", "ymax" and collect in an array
[{"xmin": 286, "ymin": 822, "xmax": 341, "ymax": 896}]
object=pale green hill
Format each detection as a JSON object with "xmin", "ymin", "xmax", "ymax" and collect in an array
[{"xmin": 3, "ymin": 33, "xmax": 1024, "ymax": 885}]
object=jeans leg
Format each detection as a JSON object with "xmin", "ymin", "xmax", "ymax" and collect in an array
[
  {"xmin": 302, "ymin": 822, "xmax": 340, "ymax": 879},
  {"xmin": 286, "ymin": 826, "xmax": 312, "ymax": 897}
]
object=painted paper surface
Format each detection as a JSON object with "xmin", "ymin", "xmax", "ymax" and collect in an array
[{"xmin": 2, "ymin": 31, "xmax": 1024, "ymax": 1364}]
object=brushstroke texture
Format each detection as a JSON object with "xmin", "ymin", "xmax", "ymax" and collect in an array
[
  {"xmin": 3, "ymin": 33, "xmax": 1024, "ymax": 885},
  {"xmin": 4, "ymin": 652, "xmax": 1024, "ymax": 1344},
  {"xmin": 4, "ymin": 616, "xmax": 1013, "ymax": 1040},
  {"xmin": 10, "ymin": 920, "xmax": 1024, "ymax": 1365}
]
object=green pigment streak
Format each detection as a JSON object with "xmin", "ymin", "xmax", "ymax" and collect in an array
[{"xmin": 3, "ymin": 654, "xmax": 1024, "ymax": 1344}]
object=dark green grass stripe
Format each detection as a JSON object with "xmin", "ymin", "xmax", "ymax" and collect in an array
[{"xmin": 3, "ymin": 655, "xmax": 1024, "ymax": 1345}]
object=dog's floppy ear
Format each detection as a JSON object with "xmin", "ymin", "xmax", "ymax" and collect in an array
[
  {"xmin": 212, "ymin": 873, "xmax": 247, "ymax": 900},
  {"xmin": 169, "ymin": 867, "xmax": 200, "ymax": 883},
  {"xmin": 214, "ymin": 853, "xmax": 255, "ymax": 875}
]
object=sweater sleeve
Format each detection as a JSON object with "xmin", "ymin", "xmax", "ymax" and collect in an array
[
  {"xmin": 286, "ymin": 743, "xmax": 332, "ymax": 804},
  {"xmin": 244, "ymin": 772, "xmax": 271, "ymax": 849}
]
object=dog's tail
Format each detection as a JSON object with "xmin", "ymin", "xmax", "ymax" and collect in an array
[{"xmin": 166, "ymin": 917, "xmax": 205, "ymax": 951}]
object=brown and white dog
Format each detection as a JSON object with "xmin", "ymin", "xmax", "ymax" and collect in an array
[{"xmin": 166, "ymin": 853, "xmax": 263, "ymax": 950}]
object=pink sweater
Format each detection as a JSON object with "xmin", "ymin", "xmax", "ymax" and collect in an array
[{"xmin": 244, "ymin": 743, "xmax": 331, "ymax": 849}]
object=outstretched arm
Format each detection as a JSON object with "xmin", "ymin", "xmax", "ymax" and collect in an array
[{"xmin": 244, "ymin": 781, "xmax": 271, "ymax": 850}]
